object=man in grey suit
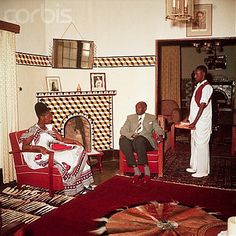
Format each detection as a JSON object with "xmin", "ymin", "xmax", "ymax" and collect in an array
[{"xmin": 119, "ymin": 101, "xmax": 164, "ymax": 184}]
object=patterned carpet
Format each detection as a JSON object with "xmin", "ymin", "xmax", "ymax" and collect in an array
[
  {"xmin": 162, "ymin": 143, "xmax": 236, "ymax": 189},
  {"xmin": 0, "ymin": 185, "xmax": 74, "ymax": 228}
]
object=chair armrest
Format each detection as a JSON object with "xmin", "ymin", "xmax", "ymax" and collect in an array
[
  {"xmin": 9, "ymin": 150, "xmax": 41, "ymax": 154},
  {"xmin": 157, "ymin": 115, "xmax": 166, "ymax": 130}
]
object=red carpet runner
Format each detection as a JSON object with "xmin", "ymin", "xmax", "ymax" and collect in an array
[{"xmin": 25, "ymin": 175, "xmax": 236, "ymax": 236}]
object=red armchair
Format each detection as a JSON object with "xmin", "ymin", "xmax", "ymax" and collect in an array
[
  {"xmin": 119, "ymin": 116, "xmax": 165, "ymax": 178},
  {"xmin": 9, "ymin": 130, "xmax": 64, "ymax": 197}
]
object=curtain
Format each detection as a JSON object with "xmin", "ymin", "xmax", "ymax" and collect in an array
[
  {"xmin": 0, "ymin": 30, "xmax": 18, "ymax": 183},
  {"xmin": 160, "ymin": 46, "xmax": 181, "ymax": 107}
]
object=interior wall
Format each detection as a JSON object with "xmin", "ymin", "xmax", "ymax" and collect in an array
[
  {"xmin": 0, "ymin": 0, "xmax": 46, "ymax": 54},
  {"xmin": 17, "ymin": 66, "xmax": 47, "ymax": 130},
  {"xmin": 1, "ymin": 0, "xmax": 236, "ymax": 149}
]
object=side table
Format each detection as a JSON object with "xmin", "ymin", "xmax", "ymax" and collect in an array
[
  {"xmin": 87, "ymin": 151, "xmax": 104, "ymax": 173},
  {"xmin": 171, "ymin": 122, "xmax": 191, "ymax": 152}
]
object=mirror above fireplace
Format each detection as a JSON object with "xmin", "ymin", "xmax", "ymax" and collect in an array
[{"xmin": 52, "ymin": 39, "xmax": 94, "ymax": 69}]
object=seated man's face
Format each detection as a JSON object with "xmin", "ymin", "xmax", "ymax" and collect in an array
[{"xmin": 135, "ymin": 103, "xmax": 146, "ymax": 115}]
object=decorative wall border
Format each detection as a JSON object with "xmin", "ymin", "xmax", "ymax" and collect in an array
[
  {"xmin": 16, "ymin": 52, "xmax": 51, "ymax": 67},
  {"xmin": 16, "ymin": 52, "xmax": 155, "ymax": 68}
]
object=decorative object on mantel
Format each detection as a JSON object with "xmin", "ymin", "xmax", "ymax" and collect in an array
[
  {"xmin": 186, "ymin": 4, "xmax": 212, "ymax": 37},
  {"xmin": 166, "ymin": 0, "xmax": 194, "ymax": 22},
  {"xmin": 36, "ymin": 90, "xmax": 116, "ymax": 151},
  {"xmin": 77, "ymin": 83, "xmax": 82, "ymax": 92},
  {"xmin": 46, "ymin": 76, "xmax": 61, "ymax": 92},
  {"xmin": 90, "ymin": 73, "xmax": 106, "ymax": 91}
]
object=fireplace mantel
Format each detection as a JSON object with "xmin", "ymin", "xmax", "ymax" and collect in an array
[
  {"xmin": 36, "ymin": 90, "xmax": 117, "ymax": 97},
  {"xmin": 36, "ymin": 90, "xmax": 116, "ymax": 151}
]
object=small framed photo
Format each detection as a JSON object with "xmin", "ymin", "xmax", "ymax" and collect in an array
[
  {"xmin": 186, "ymin": 4, "xmax": 212, "ymax": 37},
  {"xmin": 90, "ymin": 73, "xmax": 106, "ymax": 91},
  {"xmin": 46, "ymin": 76, "xmax": 61, "ymax": 92}
]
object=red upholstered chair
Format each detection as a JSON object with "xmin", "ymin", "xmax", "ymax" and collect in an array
[
  {"xmin": 9, "ymin": 130, "xmax": 64, "ymax": 197},
  {"xmin": 119, "ymin": 116, "xmax": 165, "ymax": 177}
]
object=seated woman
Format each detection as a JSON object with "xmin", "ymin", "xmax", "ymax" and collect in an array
[{"xmin": 19, "ymin": 102, "xmax": 94, "ymax": 196}]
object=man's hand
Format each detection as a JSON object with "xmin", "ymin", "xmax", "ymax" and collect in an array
[
  {"xmin": 73, "ymin": 140, "xmax": 83, "ymax": 146},
  {"xmin": 188, "ymin": 122, "xmax": 196, "ymax": 130},
  {"xmin": 182, "ymin": 117, "xmax": 189, "ymax": 122},
  {"xmin": 131, "ymin": 133, "xmax": 139, "ymax": 139},
  {"xmin": 156, "ymin": 135, "xmax": 163, "ymax": 143}
]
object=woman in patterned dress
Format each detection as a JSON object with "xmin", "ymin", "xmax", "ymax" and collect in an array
[{"xmin": 19, "ymin": 102, "xmax": 94, "ymax": 196}]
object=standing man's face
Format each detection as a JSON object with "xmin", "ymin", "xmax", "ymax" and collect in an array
[{"xmin": 194, "ymin": 70, "xmax": 205, "ymax": 83}]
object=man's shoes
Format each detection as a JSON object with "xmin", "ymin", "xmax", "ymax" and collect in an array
[
  {"xmin": 191, "ymin": 173, "xmax": 208, "ymax": 178},
  {"xmin": 132, "ymin": 175, "xmax": 142, "ymax": 184},
  {"xmin": 186, "ymin": 168, "xmax": 196, "ymax": 173},
  {"xmin": 143, "ymin": 175, "xmax": 151, "ymax": 184}
]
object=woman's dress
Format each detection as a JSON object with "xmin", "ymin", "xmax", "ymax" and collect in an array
[{"xmin": 19, "ymin": 124, "xmax": 94, "ymax": 196}]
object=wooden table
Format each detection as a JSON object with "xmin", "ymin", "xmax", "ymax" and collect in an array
[{"xmin": 171, "ymin": 122, "xmax": 191, "ymax": 152}]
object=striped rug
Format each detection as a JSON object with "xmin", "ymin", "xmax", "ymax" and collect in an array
[{"xmin": 0, "ymin": 185, "xmax": 74, "ymax": 228}]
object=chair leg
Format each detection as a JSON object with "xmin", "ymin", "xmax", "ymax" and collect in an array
[
  {"xmin": 49, "ymin": 189, "xmax": 54, "ymax": 198},
  {"xmin": 17, "ymin": 183, "xmax": 22, "ymax": 189}
]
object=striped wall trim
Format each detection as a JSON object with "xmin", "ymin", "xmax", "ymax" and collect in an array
[
  {"xmin": 16, "ymin": 52, "xmax": 156, "ymax": 67},
  {"xmin": 16, "ymin": 52, "xmax": 51, "ymax": 67},
  {"xmin": 94, "ymin": 56, "xmax": 156, "ymax": 67}
]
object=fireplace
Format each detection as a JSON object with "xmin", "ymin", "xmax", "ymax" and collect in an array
[
  {"xmin": 36, "ymin": 90, "xmax": 116, "ymax": 151},
  {"xmin": 211, "ymin": 76, "xmax": 235, "ymax": 127},
  {"xmin": 64, "ymin": 115, "xmax": 91, "ymax": 151}
]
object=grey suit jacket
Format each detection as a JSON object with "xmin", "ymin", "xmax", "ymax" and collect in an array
[{"xmin": 120, "ymin": 113, "xmax": 164, "ymax": 149}]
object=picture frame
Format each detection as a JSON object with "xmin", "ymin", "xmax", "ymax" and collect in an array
[
  {"xmin": 46, "ymin": 76, "xmax": 62, "ymax": 92},
  {"xmin": 186, "ymin": 4, "xmax": 212, "ymax": 37},
  {"xmin": 90, "ymin": 73, "xmax": 106, "ymax": 91}
]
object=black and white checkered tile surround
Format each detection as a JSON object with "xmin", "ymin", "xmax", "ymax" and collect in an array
[{"xmin": 36, "ymin": 91, "xmax": 116, "ymax": 151}]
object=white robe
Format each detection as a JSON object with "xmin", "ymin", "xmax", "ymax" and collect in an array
[
  {"xmin": 189, "ymin": 80, "xmax": 213, "ymax": 175},
  {"xmin": 19, "ymin": 124, "xmax": 94, "ymax": 196}
]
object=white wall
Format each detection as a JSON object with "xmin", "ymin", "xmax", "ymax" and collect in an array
[
  {"xmin": 0, "ymin": 0, "xmax": 46, "ymax": 54},
  {"xmin": 1, "ymin": 0, "xmax": 236, "ymax": 148},
  {"xmin": 17, "ymin": 66, "xmax": 47, "ymax": 130}
]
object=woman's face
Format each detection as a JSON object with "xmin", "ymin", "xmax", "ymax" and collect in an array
[{"xmin": 41, "ymin": 111, "xmax": 53, "ymax": 124}]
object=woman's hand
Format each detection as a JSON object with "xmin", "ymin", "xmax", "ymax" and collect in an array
[
  {"xmin": 37, "ymin": 146, "xmax": 50, "ymax": 155},
  {"xmin": 73, "ymin": 140, "xmax": 83, "ymax": 146}
]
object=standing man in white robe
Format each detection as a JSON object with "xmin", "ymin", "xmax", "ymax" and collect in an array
[{"xmin": 185, "ymin": 65, "xmax": 213, "ymax": 178}]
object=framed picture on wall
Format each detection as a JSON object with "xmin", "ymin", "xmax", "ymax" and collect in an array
[
  {"xmin": 90, "ymin": 73, "xmax": 106, "ymax": 91},
  {"xmin": 186, "ymin": 4, "xmax": 212, "ymax": 37},
  {"xmin": 46, "ymin": 76, "xmax": 61, "ymax": 92}
]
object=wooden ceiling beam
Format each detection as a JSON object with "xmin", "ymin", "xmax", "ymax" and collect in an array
[{"xmin": 0, "ymin": 20, "xmax": 20, "ymax": 34}]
